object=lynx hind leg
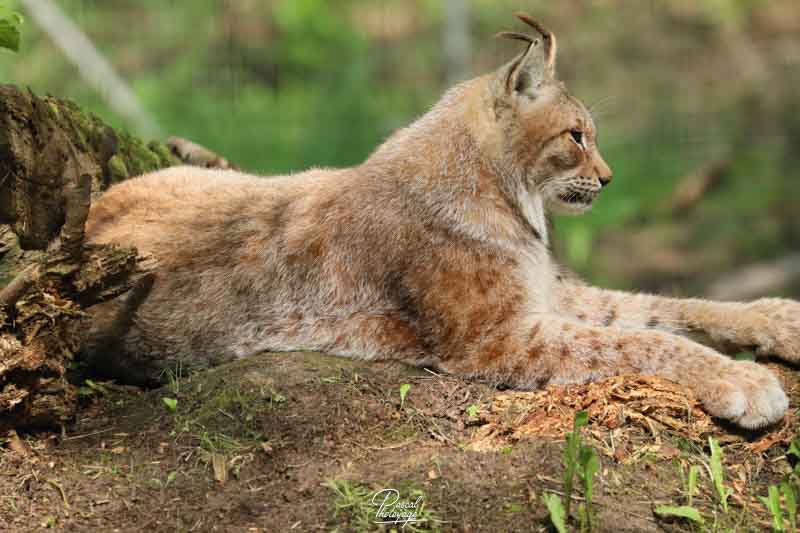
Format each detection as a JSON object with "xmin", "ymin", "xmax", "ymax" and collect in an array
[{"xmin": 80, "ymin": 273, "xmax": 163, "ymax": 385}]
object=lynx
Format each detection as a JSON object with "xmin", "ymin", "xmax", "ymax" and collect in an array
[{"xmin": 85, "ymin": 13, "xmax": 799, "ymax": 429}]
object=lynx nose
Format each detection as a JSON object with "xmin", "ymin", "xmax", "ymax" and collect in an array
[{"xmin": 598, "ymin": 174, "xmax": 612, "ymax": 188}]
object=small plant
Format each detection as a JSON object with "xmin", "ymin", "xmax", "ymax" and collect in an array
[
  {"xmin": 655, "ymin": 463, "xmax": 704, "ymax": 524},
  {"xmin": 783, "ymin": 481, "xmax": 798, "ymax": 531},
  {"xmin": 761, "ymin": 485, "xmax": 785, "ymax": 532},
  {"xmin": 655, "ymin": 504, "xmax": 705, "ymax": 526},
  {"xmin": 687, "ymin": 464, "xmax": 699, "ymax": 507},
  {"xmin": 577, "ymin": 443, "xmax": 600, "ymax": 531},
  {"xmin": 162, "ymin": 363, "xmax": 184, "ymax": 396},
  {"xmin": 162, "ymin": 397, "xmax": 178, "ymax": 413},
  {"xmin": 789, "ymin": 437, "xmax": 800, "ymax": 477},
  {"xmin": 542, "ymin": 410, "xmax": 600, "ymax": 532},
  {"xmin": 542, "ymin": 492, "xmax": 567, "ymax": 533},
  {"xmin": 0, "ymin": 5, "xmax": 23, "ymax": 52},
  {"xmin": 655, "ymin": 439, "xmax": 737, "ymax": 527},
  {"xmin": 269, "ymin": 389, "xmax": 287, "ymax": 406},
  {"xmin": 758, "ymin": 438, "xmax": 800, "ymax": 532},
  {"xmin": 325, "ymin": 480, "xmax": 440, "ymax": 532},
  {"xmin": 77, "ymin": 378, "xmax": 110, "ymax": 398},
  {"xmin": 399, "ymin": 383, "xmax": 411, "ymax": 409},
  {"xmin": 709, "ymin": 436, "xmax": 733, "ymax": 513},
  {"xmin": 466, "ymin": 404, "xmax": 479, "ymax": 419}
]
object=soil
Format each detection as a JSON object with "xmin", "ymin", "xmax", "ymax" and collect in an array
[{"xmin": 0, "ymin": 351, "xmax": 797, "ymax": 532}]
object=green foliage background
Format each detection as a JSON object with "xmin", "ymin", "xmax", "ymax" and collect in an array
[{"xmin": 1, "ymin": 0, "xmax": 798, "ymax": 293}]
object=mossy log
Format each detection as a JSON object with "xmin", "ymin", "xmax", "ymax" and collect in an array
[{"xmin": 0, "ymin": 85, "xmax": 182, "ymax": 431}]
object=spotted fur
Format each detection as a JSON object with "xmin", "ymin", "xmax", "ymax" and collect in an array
[{"xmin": 84, "ymin": 14, "xmax": 799, "ymax": 429}]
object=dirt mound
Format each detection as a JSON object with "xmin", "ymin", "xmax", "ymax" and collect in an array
[{"xmin": 0, "ymin": 351, "xmax": 796, "ymax": 531}]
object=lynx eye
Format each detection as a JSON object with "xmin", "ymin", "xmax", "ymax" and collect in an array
[{"xmin": 569, "ymin": 129, "xmax": 584, "ymax": 148}]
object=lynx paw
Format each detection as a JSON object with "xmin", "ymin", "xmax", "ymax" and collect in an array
[
  {"xmin": 745, "ymin": 298, "xmax": 800, "ymax": 363},
  {"xmin": 700, "ymin": 361, "xmax": 787, "ymax": 429}
]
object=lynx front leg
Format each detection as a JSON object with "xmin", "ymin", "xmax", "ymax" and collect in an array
[
  {"xmin": 556, "ymin": 283, "xmax": 800, "ymax": 363},
  {"xmin": 692, "ymin": 298, "xmax": 800, "ymax": 363},
  {"xmin": 439, "ymin": 315, "xmax": 787, "ymax": 429}
]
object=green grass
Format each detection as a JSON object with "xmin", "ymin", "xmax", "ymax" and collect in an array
[
  {"xmin": 758, "ymin": 437, "xmax": 800, "ymax": 532},
  {"xmin": 326, "ymin": 479, "xmax": 441, "ymax": 532},
  {"xmin": 653, "ymin": 436, "xmax": 750, "ymax": 531},
  {"xmin": 543, "ymin": 410, "xmax": 600, "ymax": 532}
]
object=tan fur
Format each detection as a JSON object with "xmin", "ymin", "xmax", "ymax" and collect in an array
[{"xmin": 84, "ymin": 14, "xmax": 799, "ymax": 428}]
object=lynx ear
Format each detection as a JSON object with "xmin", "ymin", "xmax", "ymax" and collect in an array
[{"xmin": 495, "ymin": 13, "xmax": 557, "ymax": 95}]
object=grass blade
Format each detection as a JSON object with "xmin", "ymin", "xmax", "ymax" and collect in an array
[
  {"xmin": 543, "ymin": 492, "xmax": 567, "ymax": 533},
  {"xmin": 782, "ymin": 481, "xmax": 797, "ymax": 531},
  {"xmin": 708, "ymin": 436, "xmax": 731, "ymax": 512},
  {"xmin": 759, "ymin": 485, "xmax": 785, "ymax": 532},
  {"xmin": 687, "ymin": 465, "xmax": 699, "ymax": 507},
  {"xmin": 655, "ymin": 505, "xmax": 704, "ymax": 524}
]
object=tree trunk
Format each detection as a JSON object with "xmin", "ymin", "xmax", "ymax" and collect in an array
[{"xmin": 0, "ymin": 85, "xmax": 180, "ymax": 431}]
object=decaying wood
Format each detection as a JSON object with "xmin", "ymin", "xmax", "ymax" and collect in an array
[
  {"xmin": 167, "ymin": 136, "xmax": 239, "ymax": 170},
  {"xmin": 0, "ymin": 264, "xmax": 40, "ymax": 310},
  {"xmin": 0, "ymin": 85, "xmax": 183, "ymax": 431}
]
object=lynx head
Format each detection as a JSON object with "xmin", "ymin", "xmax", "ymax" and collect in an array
[{"xmin": 489, "ymin": 13, "xmax": 612, "ymax": 215}]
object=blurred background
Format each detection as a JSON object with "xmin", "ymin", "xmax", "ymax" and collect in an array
[{"xmin": 1, "ymin": 0, "xmax": 799, "ymax": 298}]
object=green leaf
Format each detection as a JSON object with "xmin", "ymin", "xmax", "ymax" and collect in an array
[
  {"xmin": 270, "ymin": 392, "xmax": 286, "ymax": 404},
  {"xmin": 562, "ymin": 410, "xmax": 589, "ymax": 521},
  {"xmin": 466, "ymin": 404, "xmax": 479, "ymax": 418},
  {"xmin": 573, "ymin": 410, "xmax": 589, "ymax": 431},
  {"xmin": 708, "ymin": 436, "xmax": 732, "ymax": 512},
  {"xmin": 578, "ymin": 445, "xmax": 600, "ymax": 531},
  {"xmin": 579, "ymin": 445, "xmax": 600, "ymax": 503},
  {"xmin": 760, "ymin": 485, "xmax": 785, "ymax": 532},
  {"xmin": 542, "ymin": 492, "xmax": 567, "ymax": 533},
  {"xmin": 85, "ymin": 379, "xmax": 106, "ymax": 392},
  {"xmin": 655, "ymin": 505, "xmax": 704, "ymax": 524},
  {"xmin": 162, "ymin": 397, "xmax": 178, "ymax": 412},
  {"xmin": 782, "ymin": 481, "xmax": 797, "ymax": 531},
  {"xmin": 399, "ymin": 383, "xmax": 411, "ymax": 408},
  {"xmin": 0, "ymin": 9, "xmax": 23, "ymax": 52},
  {"xmin": 788, "ymin": 437, "xmax": 800, "ymax": 460},
  {"xmin": 687, "ymin": 465, "xmax": 699, "ymax": 507},
  {"xmin": 579, "ymin": 446, "xmax": 600, "ymax": 478}
]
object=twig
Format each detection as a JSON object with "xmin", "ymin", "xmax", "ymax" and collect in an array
[
  {"xmin": 46, "ymin": 478, "xmax": 70, "ymax": 508},
  {"xmin": 0, "ymin": 264, "xmax": 41, "ymax": 309},
  {"xmin": 422, "ymin": 368, "xmax": 443, "ymax": 378},
  {"xmin": 62, "ymin": 427, "xmax": 114, "ymax": 441}
]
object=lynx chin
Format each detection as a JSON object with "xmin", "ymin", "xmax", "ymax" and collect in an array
[{"xmin": 84, "ymin": 13, "xmax": 799, "ymax": 429}]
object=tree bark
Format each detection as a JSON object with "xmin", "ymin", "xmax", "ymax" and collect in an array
[{"xmin": 0, "ymin": 85, "xmax": 180, "ymax": 431}]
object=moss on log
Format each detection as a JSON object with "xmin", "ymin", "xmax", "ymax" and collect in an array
[
  {"xmin": 0, "ymin": 85, "xmax": 180, "ymax": 249},
  {"xmin": 0, "ymin": 85, "xmax": 180, "ymax": 431}
]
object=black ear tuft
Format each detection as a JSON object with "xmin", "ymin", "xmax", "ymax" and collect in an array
[{"xmin": 495, "ymin": 13, "xmax": 558, "ymax": 95}]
